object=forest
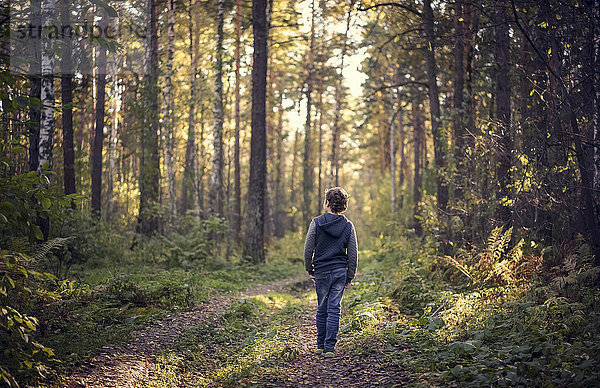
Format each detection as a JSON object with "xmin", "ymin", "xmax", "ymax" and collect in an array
[{"xmin": 1, "ymin": 0, "xmax": 599, "ymax": 386}]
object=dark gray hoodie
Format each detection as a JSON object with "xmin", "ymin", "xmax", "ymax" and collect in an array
[{"xmin": 304, "ymin": 213, "xmax": 358, "ymax": 281}]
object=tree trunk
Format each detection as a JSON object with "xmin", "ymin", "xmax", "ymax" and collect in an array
[
  {"xmin": 329, "ymin": 0, "xmax": 354, "ymax": 187},
  {"xmin": 397, "ymin": 89, "xmax": 406, "ymax": 207},
  {"xmin": 422, "ymin": 0, "xmax": 448, "ymax": 214},
  {"xmin": 92, "ymin": 10, "xmax": 108, "ymax": 219},
  {"xmin": 412, "ymin": 85, "xmax": 423, "ymax": 237},
  {"xmin": 273, "ymin": 91, "xmax": 285, "ymax": 237},
  {"xmin": 60, "ymin": 0, "xmax": 75, "ymax": 199},
  {"xmin": 107, "ymin": 72, "xmax": 121, "ymax": 219},
  {"xmin": 302, "ymin": 0, "xmax": 316, "ymax": 227},
  {"xmin": 28, "ymin": 0, "xmax": 41, "ymax": 173},
  {"xmin": 290, "ymin": 125, "xmax": 300, "ymax": 231},
  {"xmin": 243, "ymin": 0, "xmax": 268, "ymax": 263},
  {"xmin": 38, "ymin": 0, "xmax": 55, "ymax": 174},
  {"xmin": 183, "ymin": 0, "xmax": 200, "ymax": 218},
  {"xmin": 139, "ymin": 0, "xmax": 160, "ymax": 234},
  {"xmin": 594, "ymin": 0, "xmax": 600, "ymax": 245},
  {"xmin": 389, "ymin": 86, "xmax": 397, "ymax": 214},
  {"xmin": 494, "ymin": 0, "xmax": 512, "ymax": 227},
  {"xmin": 209, "ymin": 0, "xmax": 225, "ymax": 217},
  {"xmin": 163, "ymin": 0, "xmax": 177, "ymax": 220},
  {"xmin": 453, "ymin": 0, "xmax": 465, "ymax": 199},
  {"xmin": 317, "ymin": 67, "xmax": 324, "ymax": 214},
  {"xmin": 234, "ymin": 0, "xmax": 242, "ymax": 239}
]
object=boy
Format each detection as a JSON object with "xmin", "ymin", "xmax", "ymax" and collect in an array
[{"xmin": 304, "ymin": 187, "xmax": 358, "ymax": 358}]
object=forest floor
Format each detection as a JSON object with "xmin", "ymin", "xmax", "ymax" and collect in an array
[{"xmin": 59, "ymin": 272, "xmax": 413, "ymax": 388}]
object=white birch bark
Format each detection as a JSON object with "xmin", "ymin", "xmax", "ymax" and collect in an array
[
  {"xmin": 38, "ymin": 0, "xmax": 56, "ymax": 173},
  {"xmin": 163, "ymin": 0, "xmax": 176, "ymax": 219}
]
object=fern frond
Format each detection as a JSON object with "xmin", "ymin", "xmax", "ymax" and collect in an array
[{"xmin": 27, "ymin": 237, "xmax": 74, "ymax": 262}]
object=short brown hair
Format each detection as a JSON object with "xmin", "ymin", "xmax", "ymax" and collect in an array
[{"xmin": 325, "ymin": 187, "xmax": 349, "ymax": 214}]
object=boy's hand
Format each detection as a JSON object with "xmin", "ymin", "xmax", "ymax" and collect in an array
[
  {"xmin": 309, "ymin": 274, "xmax": 315, "ymax": 286},
  {"xmin": 344, "ymin": 282, "xmax": 351, "ymax": 289}
]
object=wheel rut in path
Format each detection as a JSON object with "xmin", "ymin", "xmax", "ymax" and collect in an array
[{"xmin": 61, "ymin": 274, "xmax": 306, "ymax": 388}]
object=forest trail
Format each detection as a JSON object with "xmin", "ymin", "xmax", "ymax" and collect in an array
[
  {"xmin": 254, "ymin": 297, "xmax": 412, "ymax": 387},
  {"xmin": 62, "ymin": 274, "xmax": 306, "ymax": 387},
  {"xmin": 61, "ymin": 273, "xmax": 413, "ymax": 387}
]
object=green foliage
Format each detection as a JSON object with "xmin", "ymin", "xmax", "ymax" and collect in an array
[
  {"xmin": 444, "ymin": 226, "xmax": 540, "ymax": 287},
  {"xmin": 161, "ymin": 216, "xmax": 229, "ymax": 268},
  {"xmin": 339, "ymin": 229, "xmax": 600, "ymax": 387},
  {"xmin": 0, "ymin": 250, "xmax": 58, "ymax": 387}
]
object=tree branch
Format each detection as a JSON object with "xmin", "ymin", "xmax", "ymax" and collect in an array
[{"xmin": 357, "ymin": 2, "xmax": 422, "ymax": 17}]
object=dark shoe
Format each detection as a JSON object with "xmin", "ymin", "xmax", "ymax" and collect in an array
[
  {"xmin": 316, "ymin": 348, "xmax": 324, "ymax": 355},
  {"xmin": 323, "ymin": 351, "xmax": 334, "ymax": 358}
]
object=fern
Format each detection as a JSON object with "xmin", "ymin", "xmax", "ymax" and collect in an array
[{"xmin": 26, "ymin": 237, "xmax": 74, "ymax": 263}]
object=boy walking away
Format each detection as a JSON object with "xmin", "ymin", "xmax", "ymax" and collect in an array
[{"xmin": 304, "ymin": 187, "xmax": 358, "ymax": 358}]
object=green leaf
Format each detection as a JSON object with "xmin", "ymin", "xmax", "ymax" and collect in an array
[
  {"xmin": 33, "ymin": 225, "xmax": 44, "ymax": 241},
  {"xmin": 41, "ymin": 197, "xmax": 51, "ymax": 210}
]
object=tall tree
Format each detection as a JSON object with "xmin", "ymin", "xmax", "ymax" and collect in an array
[
  {"xmin": 183, "ymin": 0, "xmax": 200, "ymax": 217},
  {"xmin": 422, "ymin": 0, "xmax": 448, "ymax": 215},
  {"xmin": 412, "ymin": 84, "xmax": 423, "ymax": 237},
  {"xmin": 38, "ymin": 0, "xmax": 55, "ymax": 174},
  {"xmin": 302, "ymin": 0, "xmax": 315, "ymax": 226},
  {"xmin": 234, "ymin": 0, "xmax": 242, "ymax": 239},
  {"xmin": 139, "ymin": 0, "xmax": 161, "ymax": 234},
  {"xmin": 209, "ymin": 0, "xmax": 225, "ymax": 217},
  {"xmin": 28, "ymin": 0, "xmax": 41, "ymax": 173},
  {"xmin": 452, "ymin": 0, "xmax": 465, "ymax": 199},
  {"xmin": 243, "ymin": 0, "xmax": 268, "ymax": 263},
  {"xmin": 60, "ymin": 0, "xmax": 75, "ymax": 198},
  {"xmin": 92, "ymin": 9, "xmax": 109, "ymax": 219},
  {"xmin": 163, "ymin": 0, "xmax": 177, "ymax": 220},
  {"xmin": 494, "ymin": 0, "xmax": 512, "ymax": 226},
  {"xmin": 389, "ymin": 84, "xmax": 397, "ymax": 213},
  {"xmin": 329, "ymin": 0, "xmax": 354, "ymax": 187}
]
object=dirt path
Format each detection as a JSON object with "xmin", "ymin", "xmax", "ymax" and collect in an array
[
  {"xmin": 256, "ymin": 298, "xmax": 413, "ymax": 387},
  {"xmin": 62, "ymin": 274, "xmax": 306, "ymax": 387}
]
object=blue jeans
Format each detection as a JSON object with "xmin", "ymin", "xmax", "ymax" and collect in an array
[{"xmin": 315, "ymin": 267, "xmax": 347, "ymax": 352}]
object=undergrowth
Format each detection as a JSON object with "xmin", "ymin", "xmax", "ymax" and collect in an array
[{"xmin": 339, "ymin": 230, "xmax": 600, "ymax": 386}]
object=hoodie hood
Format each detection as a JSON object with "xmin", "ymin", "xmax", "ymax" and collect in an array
[{"xmin": 316, "ymin": 213, "xmax": 349, "ymax": 238}]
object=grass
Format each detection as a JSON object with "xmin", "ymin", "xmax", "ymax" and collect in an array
[
  {"xmin": 137, "ymin": 286, "xmax": 313, "ymax": 387},
  {"xmin": 29, "ymin": 231, "xmax": 305, "ymax": 386}
]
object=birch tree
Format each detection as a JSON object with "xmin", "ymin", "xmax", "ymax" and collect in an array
[{"xmin": 163, "ymin": 0, "xmax": 176, "ymax": 220}]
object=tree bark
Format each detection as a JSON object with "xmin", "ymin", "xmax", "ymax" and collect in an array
[
  {"xmin": 317, "ymin": 66, "xmax": 324, "ymax": 214},
  {"xmin": 183, "ymin": 0, "xmax": 200, "ymax": 218},
  {"xmin": 38, "ymin": 0, "xmax": 55, "ymax": 174},
  {"xmin": 234, "ymin": 0, "xmax": 242, "ymax": 239},
  {"xmin": 163, "ymin": 0, "xmax": 177, "ymax": 220},
  {"xmin": 107, "ymin": 70, "xmax": 121, "ymax": 219},
  {"xmin": 389, "ymin": 86, "xmax": 397, "ymax": 214},
  {"xmin": 494, "ymin": 0, "xmax": 512, "ymax": 227},
  {"xmin": 60, "ymin": 0, "xmax": 75, "ymax": 199},
  {"xmin": 209, "ymin": 0, "xmax": 225, "ymax": 217},
  {"xmin": 243, "ymin": 0, "xmax": 268, "ymax": 263},
  {"xmin": 592, "ymin": 0, "xmax": 600, "ymax": 251},
  {"xmin": 422, "ymin": 0, "xmax": 448, "ymax": 214},
  {"xmin": 397, "ymin": 87, "xmax": 406, "ymax": 206},
  {"xmin": 329, "ymin": 0, "xmax": 354, "ymax": 187},
  {"xmin": 302, "ymin": 0, "xmax": 315, "ymax": 227},
  {"xmin": 412, "ymin": 85, "xmax": 423, "ymax": 237},
  {"xmin": 453, "ymin": 0, "xmax": 465, "ymax": 199},
  {"xmin": 139, "ymin": 0, "xmax": 160, "ymax": 234},
  {"xmin": 28, "ymin": 0, "xmax": 41, "ymax": 173},
  {"xmin": 273, "ymin": 91, "xmax": 285, "ymax": 237},
  {"xmin": 92, "ymin": 10, "xmax": 108, "ymax": 219}
]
